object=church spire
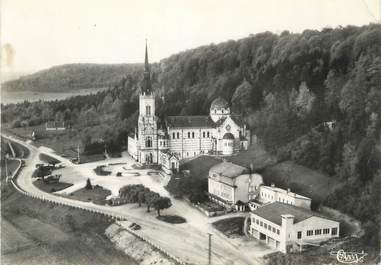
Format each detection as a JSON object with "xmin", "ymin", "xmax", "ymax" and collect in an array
[{"xmin": 142, "ymin": 39, "xmax": 152, "ymax": 94}]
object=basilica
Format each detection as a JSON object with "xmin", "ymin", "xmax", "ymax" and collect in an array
[{"xmin": 127, "ymin": 44, "xmax": 251, "ymax": 173}]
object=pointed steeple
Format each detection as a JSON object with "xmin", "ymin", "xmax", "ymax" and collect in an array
[{"xmin": 142, "ymin": 39, "xmax": 152, "ymax": 94}]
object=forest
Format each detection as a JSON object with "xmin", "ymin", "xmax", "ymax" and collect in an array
[{"xmin": 2, "ymin": 24, "xmax": 380, "ymax": 247}]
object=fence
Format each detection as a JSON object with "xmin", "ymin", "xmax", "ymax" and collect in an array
[{"xmin": 9, "ymin": 161, "xmax": 187, "ymax": 265}]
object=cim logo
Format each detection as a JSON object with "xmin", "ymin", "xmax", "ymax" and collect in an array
[{"xmin": 330, "ymin": 249, "xmax": 368, "ymax": 264}]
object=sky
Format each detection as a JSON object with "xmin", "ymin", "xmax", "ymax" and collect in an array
[{"xmin": 1, "ymin": 0, "xmax": 380, "ymax": 74}]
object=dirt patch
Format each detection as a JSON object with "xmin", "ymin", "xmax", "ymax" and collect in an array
[
  {"xmin": 213, "ymin": 217, "xmax": 245, "ymax": 238},
  {"xmin": 106, "ymin": 223, "xmax": 176, "ymax": 265}
]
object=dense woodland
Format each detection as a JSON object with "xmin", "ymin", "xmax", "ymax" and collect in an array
[{"xmin": 2, "ymin": 24, "xmax": 381, "ymax": 246}]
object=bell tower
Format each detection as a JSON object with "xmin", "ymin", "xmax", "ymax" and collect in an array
[{"xmin": 138, "ymin": 40, "xmax": 157, "ymax": 164}]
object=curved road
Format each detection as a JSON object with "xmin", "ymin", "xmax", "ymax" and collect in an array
[{"xmin": 2, "ymin": 134, "xmax": 271, "ymax": 265}]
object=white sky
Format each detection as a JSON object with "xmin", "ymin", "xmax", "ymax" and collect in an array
[{"xmin": 1, "ymin": 0, "xmax": 380, "ymax": 73}]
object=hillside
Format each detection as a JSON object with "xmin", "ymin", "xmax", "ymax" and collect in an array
[
  {"xmin": 2, "ymin": 63, "xmax": 143, "ymax": 92},
  {"xmin": 2, "ymin": 24, "xmax": 381, "ymax": 249}
]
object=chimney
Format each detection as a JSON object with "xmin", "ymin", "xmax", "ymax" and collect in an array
[
  {"xmin": 280, "ymin": 214, "xmax": 294, "ymax": 253},
  {"xmin": 287, "ymin": 188, "xmax": 291, "ymax": 193},
  {"xmin": 271, "ymin": 183, "xmax": 275, "ymax": 188}
]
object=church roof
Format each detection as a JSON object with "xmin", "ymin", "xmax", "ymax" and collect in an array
[
  {"xmin": 230, "ymin": 115, "xmax": 245, "ymax": 127},
  {"xmin": 166, "ymin": 116, "xmax": 214, "ymax": 128},
  {"xmin": 210, "ymin": 97, "xmax": 229, "ymax": 110},
  {"xmin": 252, "ymin": 202, "xmax": 337, "ymax": 226}
]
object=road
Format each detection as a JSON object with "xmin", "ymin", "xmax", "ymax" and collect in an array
[{"xmin": 2, "ymin": 134, "xmax": 274, "ymax": 265}]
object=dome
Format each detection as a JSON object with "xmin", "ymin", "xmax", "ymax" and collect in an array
[
  {"xmin": 210, "ymin": 97, "xmax": 229, "ymax": 110},
  {"xmin": 223, "ymin": 132, "xmax": 235, "ymax": 140}
]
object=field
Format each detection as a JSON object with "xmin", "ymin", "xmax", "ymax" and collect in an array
[
  {"xmin": 1, "ymin": 185, "xmax": 137, "ymax": 265},
  {"xmin": 259, "ymin": 161, "xmax": 341, "ymax": 203},
  {"xmin": 2, "ymin": 125, "xmax": 107, "ymax": 164}
]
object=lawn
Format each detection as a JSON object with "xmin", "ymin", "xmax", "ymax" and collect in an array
[
  {"xmin": 156, "ymin": 215, "xmax": 186, "ymax": 224},
  {"xmin": 68, "ymin": 186, "xmax": 111, "ymax": 205},
  {"xmin": 225, "ymin": 144, "xmax": 276, "ymax": 170},
  {"xmin": 212, "ymin": 217, "xmax": 245, "ymax": 238},
  {"xmin": 259, "ymin": 160, "xmax": 341, "ymax": 203},
  {"xmin": 0, "ymin": 159, "xmax": 21, "ymax": 179},
  {"xmin": 94, "ymin": 165, "xmax": 112, "ymax": 176},
  {"xmin": 33, "ymin": 179, "xmax": 73, "ymax": 193},
  {"xmin": 39, "ymin": 153, "xmax": 60, "ymax": 164},
  {"xmin": 180, "ymin": 156, "xmax": 221, "ymax": 179},
  {"xmin": 1, "ymin": 136, "xmax": 30, "ymax": 158}
]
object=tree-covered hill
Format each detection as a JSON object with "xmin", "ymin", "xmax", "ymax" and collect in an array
[
  {"xmin": 2, "ymin": 24, "xmax": 381, "ymax": 247},
  {"xmin": 2, "ymin": 63, "xmax": 143, "ymax": 92}
]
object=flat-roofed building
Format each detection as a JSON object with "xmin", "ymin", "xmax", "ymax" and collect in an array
[
  {"xmin": 258, "ymin": 184, "xmax": 312, "ymax": 209},
  {"xmin": 249, "ymin": 202, "xmax": 340, "ymax": 253}
]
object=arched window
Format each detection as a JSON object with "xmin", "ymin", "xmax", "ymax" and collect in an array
[
  {"xmin": 192, "ymin": 132, "xmax": 195, "ymax": 138},
  {"xmin": 177, "ymin": 132, "xmax": 180, "ymax": 138},
  {"xmin": 146, "ymin": 136, "xmax": 152, "ymax": 147},
  {"xmin": 146, "ymin": 105, "xmax": 151, "ymax": 116}
]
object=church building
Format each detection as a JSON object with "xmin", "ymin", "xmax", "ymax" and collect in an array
[{"xmin": 128, "ymin": 43, "xmax": 251, "ymax": 173}]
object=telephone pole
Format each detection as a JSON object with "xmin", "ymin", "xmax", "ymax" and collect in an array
[{"xmin": 208, "ymin": 233, "xmax": 212, "ymax": 265}]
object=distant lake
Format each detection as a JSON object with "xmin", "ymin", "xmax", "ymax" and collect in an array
[{"xmin": 1, "ymin": 87, "xmax": 108, "ymax": 105}]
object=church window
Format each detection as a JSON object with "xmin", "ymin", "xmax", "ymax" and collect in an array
[
  {"xmin": 146, "ymin": 105, "xmax": 151, "ymax": 116},
  {"xmin": 172, "ymin": 132, "xmax": 175, "ymax": 139},
  {"xmin": 177, "ymin": 132, "xmax": 180, "ymax": 138},
  {"xmin": 203, "ymin": 132, "xmax": 205, "ymax": 138},
  {"xmin": 207, "ymin": 132, "xmax": 210, "ymax": 138},
  {"xmin": 188, "ymin": 132, "xmax": 190, "ymax": 138},
  {"xmin": 145, "ymin": 137, "xmax": 152, "ymax": 148},
  {"xmin": 192, "ymin": 132, "xmax": 195, "ymax": 138}
]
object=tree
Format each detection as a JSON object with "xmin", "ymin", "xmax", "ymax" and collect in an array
[
  {"xmin": 153, "ymin": 197, "xmax": 172, "ymax": 216},
  {"xmin": 144, "ymin": 191, "xmax": 160, "ymax": 212},
  {"xmin": 137, "ymin": 190, "xmax": 146, "ymax": 207},
  {"xmin": 85, "ymin": 178, "xmax": 92, "ymax": 190}
]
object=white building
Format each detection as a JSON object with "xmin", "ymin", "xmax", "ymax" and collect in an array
[
  {"xmin": 249, "ymin": 184, "xmax": 312, "ymax": 210},
  {"xmin": 249, "ymin": 202, "xmax": 340, "ymax": 253},
  {"xmin": 208, "ymin": 161, "xmax": 263, "ymax": 207},
  {"xmin": 127, "ymin": 43, "xmax": 251, "ymax": 172}
]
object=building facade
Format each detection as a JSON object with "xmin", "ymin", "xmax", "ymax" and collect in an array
[
  {"xmin": 249, "ymin": 202, "xmax": 340, "ymax": 253},
  {"xmin": 128, "ymin": 44, "xmax": 251, "ymax": 171},
  {"xmin": 249, "ymin": 184, "xmax": 312, "ymax": 210},
  {"xmin": 208, "ymin": 161, "xmax": 263, "ymax": 206}
]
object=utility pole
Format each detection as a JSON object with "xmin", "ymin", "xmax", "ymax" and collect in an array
[
  {"xmin": 77, "ymin": 144, "xmax": 80, "ymax": 163},
  {"xmin": 5, "ymin": 154, "xmax": 8, "ymax": 183},
  {"xmin": 208, "ymin": 233, "xmax": 212, "ymax": 265}
]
